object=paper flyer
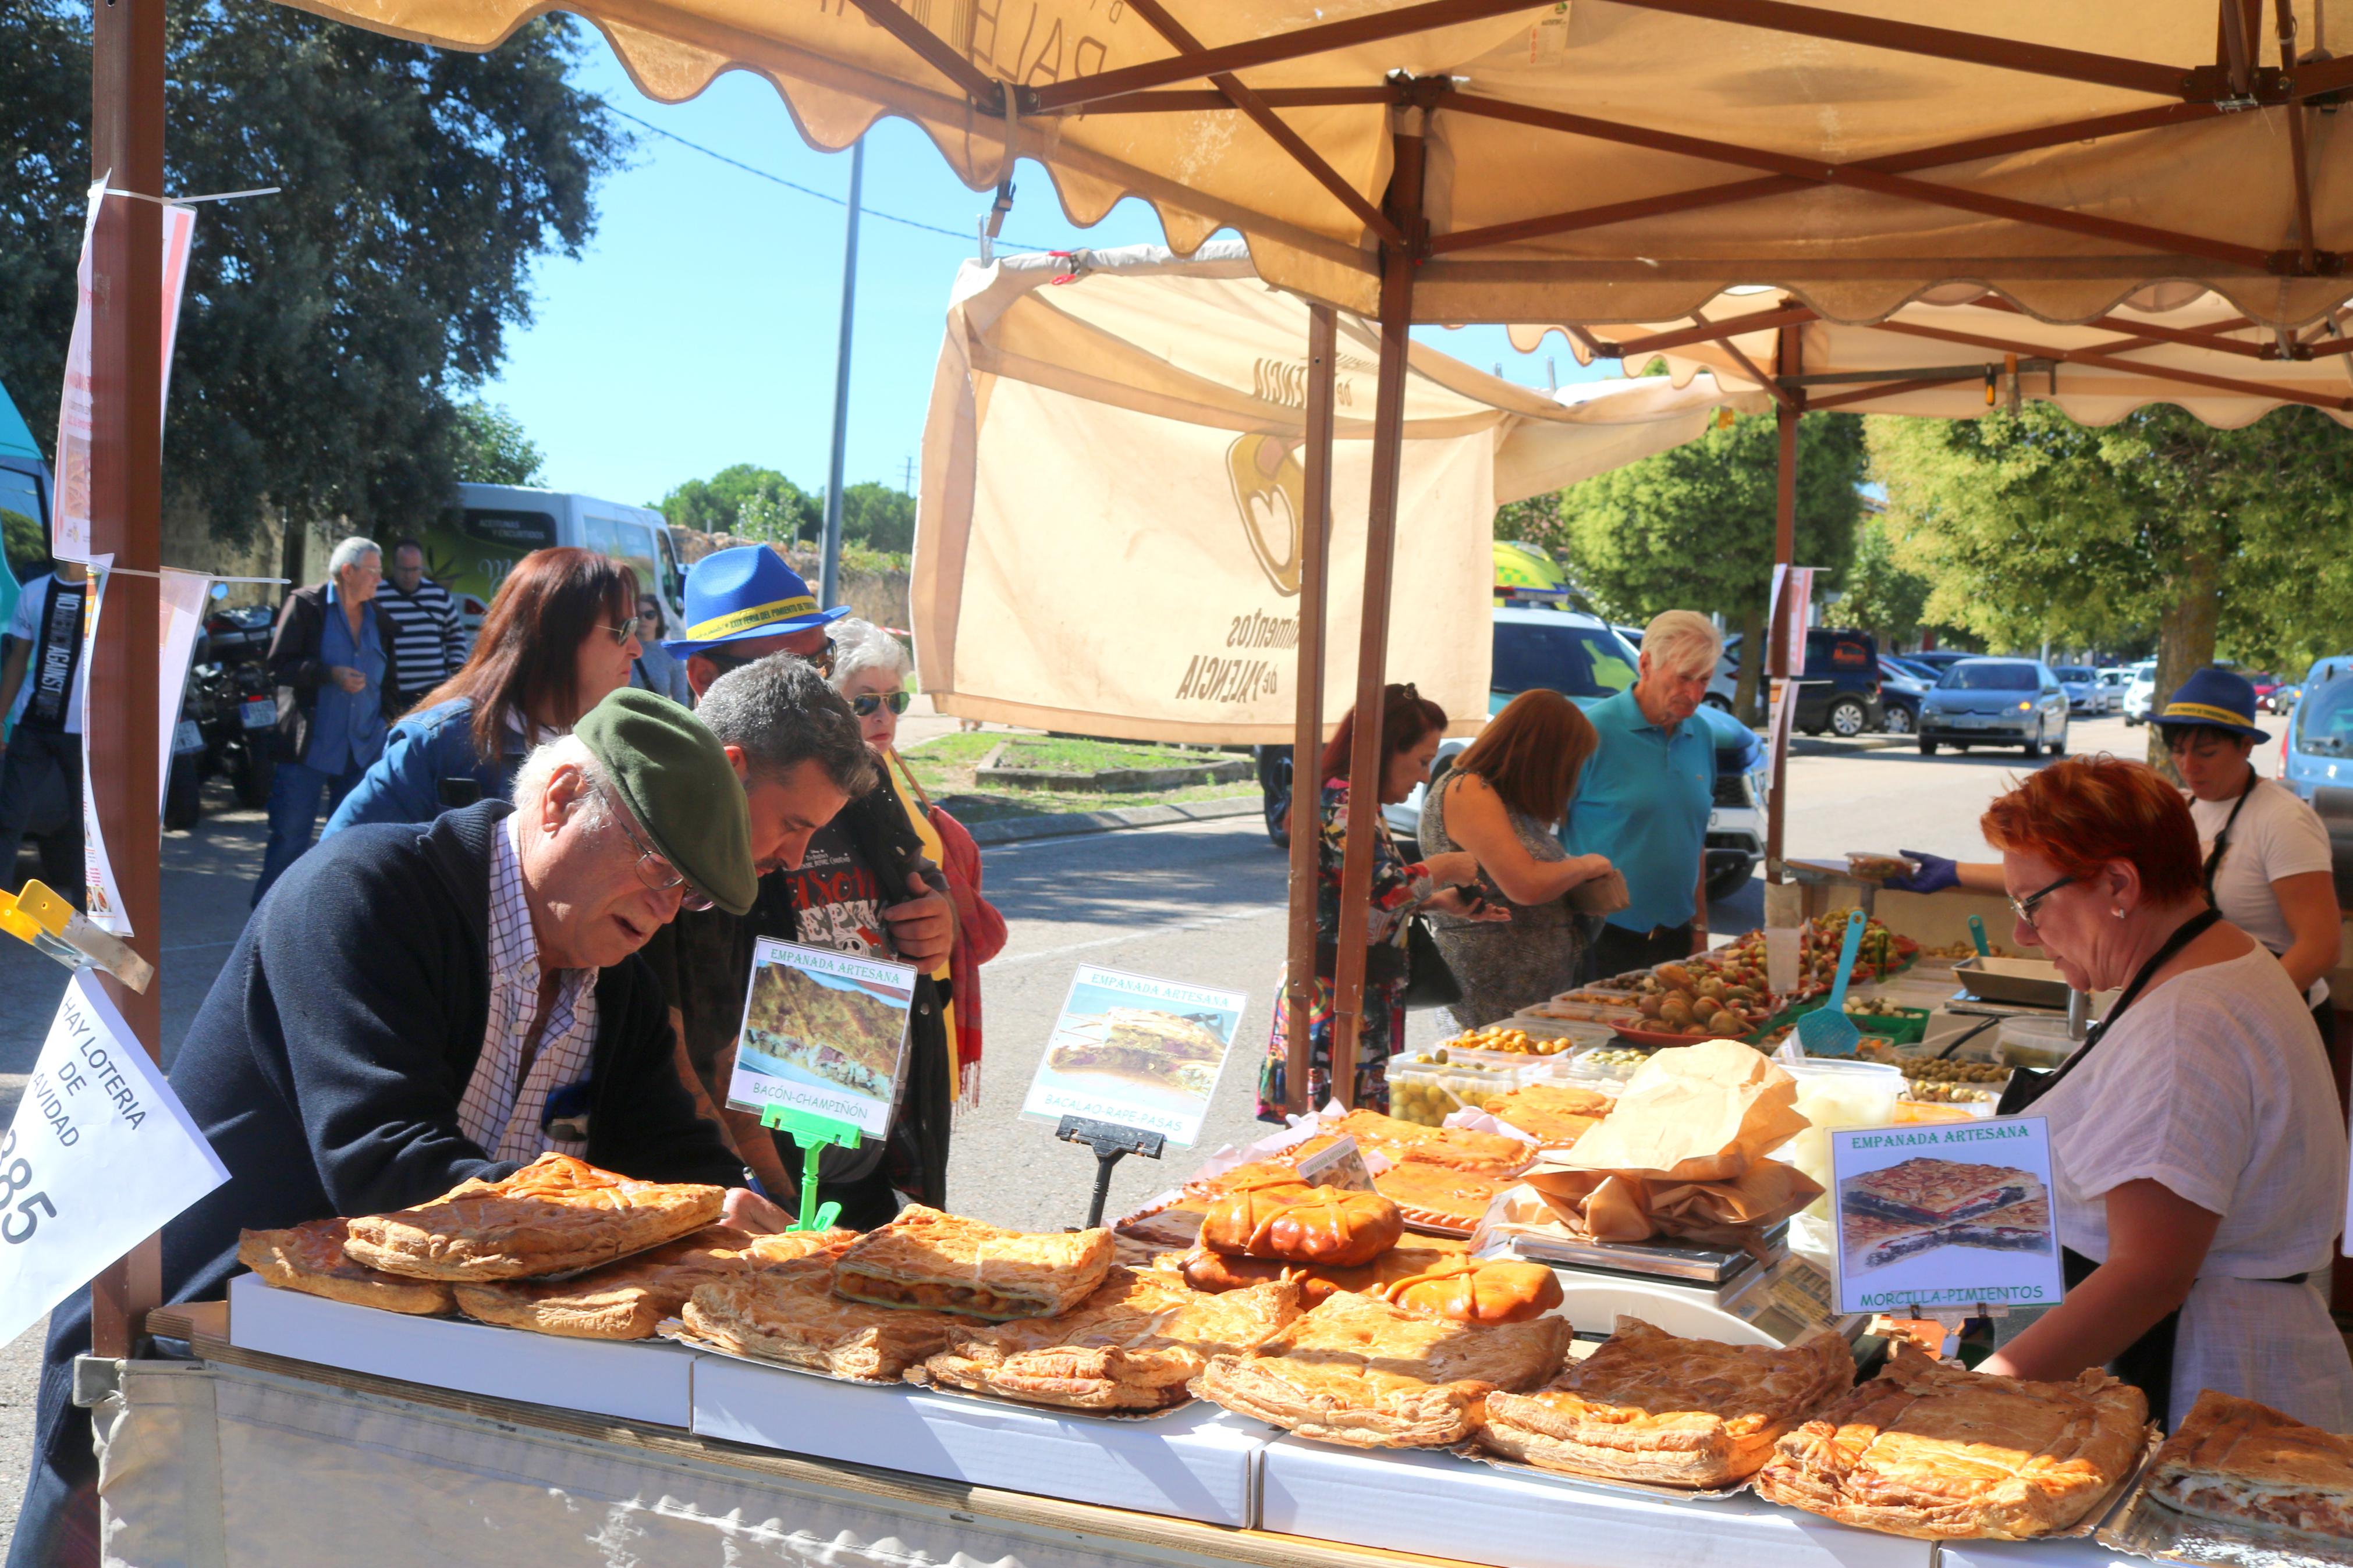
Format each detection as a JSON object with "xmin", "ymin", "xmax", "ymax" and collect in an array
[
  {"xmin": 76, "ymin": 557, "xmax": 129, "ymax": 933},
  {"xmin": 724, "ymin": 938, "xmax": 916, "ymax": 1139},
  {"xmin": 1827, "ymin": 1115, "xmax": 2063, "ymax": 1316},
  {"xmin": 1021, "ymin": 966, "xmax": 1247, "ymax": 1146},
  {"xmin": 157, "ymin": 570, "xmax": 213, "ymax": 817}
]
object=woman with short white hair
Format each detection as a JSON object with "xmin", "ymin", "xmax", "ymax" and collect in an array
[
  {"xmin": 1561, "ymin": 608, "xmax": 1725, "ymax": 979},
  {"xmin": 828, "ymin": 618, "xmax": 1006, "ymax": 1112}
]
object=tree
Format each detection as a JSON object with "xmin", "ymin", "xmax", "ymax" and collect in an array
[
  {"xmin": 839, "ymin": 481, "xmax": 915, "ymax": 554},
  {"xmin": 655, "ymin": 464, "xmax": 821, "ymax": 543},
  {"xmin": 1837, "ymin": 511, "xmax": 1933, "ymax": 649},
  {"xmin": 450, "ymin": 401, "xmax": 544, "ymax": 486},
  {"xmin": 0, "ymin": 0, "xmax": 623, "ymax": 545},
  {"xmin": 1532, "ymin": 408, "xmax": 1866, "ymax": 720},
  {"xmin": 1866, "ymin": 403, "xmax": 2353, "ymax": 763}
]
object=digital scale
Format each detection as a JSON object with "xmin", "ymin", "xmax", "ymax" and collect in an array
[{"xmin": 1499, "ymin": 1224, "xmax": 1867, "ymax": 1349}]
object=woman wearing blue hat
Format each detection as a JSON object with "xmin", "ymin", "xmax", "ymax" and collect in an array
[{"xmin": 2158, "ymin": 667, "xmax": 2341, "ymax": 1048}]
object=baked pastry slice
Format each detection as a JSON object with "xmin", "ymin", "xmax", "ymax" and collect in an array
[
  {"xmin": 1370, "ymin": 1162, "xmax": 1509, "ymax": 1235},
  {"xmin": 237, "ymin": 1217, "xmax": 453, "ymax": 1315},
  {"xmin": 918, "ymin": 1266, "xmax": 1301, "ymax": 1411},
  {"xmin": 1193, "ymin": 1290, "xmax": 1570, "ymax": 1448},
  {"xmin": 1377, "ymin": 1257, "xmax": 1564, "ymax": 1327},
  {"xmin": 342, "ymin": 1154, "xmax": 727, "ymax": 1281},
  {"xmin": 1476, "ymin": 1083, "xmax": 1613, "ymax": 1148},
  {"xmin": 1180, "ymin": 1238, "xmax": 1470, "ymax": 1306},
  {"xmin": 1755, "ymin": 1346, "xmax": 2149, "ymax": 1538},
  {"xmin": 1048, "ymin": 1008, "xmax": 1227, "ymax": 1094},
  {"xmin": 1841, "ymin": 1159, "xmax": 2041, "ymax": 1226},
  {"xmin": 2147, "ymin": 1389, "xmax": 2353, "ymax": 1542},
  {"xmin": 1479, "ymin": 1317, "xmax": 1854, "ymax": 1487},
  {"xmin": 1935, "ymin": 1196, "xmax": 2053, "ymax": 1256},
  {"xmin": 1844, "ymin": 1196, "xmax": 2052, "ymax": 1274},
  {"xmin": 1198, "ymin": 1178, "xmax": 1403, "ymax": 1266},
  {"xmin": 684, "ymin": 1253, "xmax": 958, "ymax": 1381},
  {"xmin": 831, "ymin": 1205, "xmax": 1113, "ymax": 1320},
  {"xmin": 1843, "ymin": 1210, "xmax": 1951, "ymax": 1274},
  {"xmin": 1333, "ymin": 1109, "xmax": 1535, "ymax": 1178},
  {"xmin": 450, "ymin": 1226, "xmax": 834, "ymax": 1339}
]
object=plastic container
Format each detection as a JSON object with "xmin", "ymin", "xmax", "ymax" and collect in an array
[
  {"xmin": 1846, "ymin": 851, "xmax": 1919, "ymax": 883},
  {"xmin": 1995, "ymin": 1015, "xmax": 2079, "ymax": 1070},
  {"xmin": 1833, "ymin": 998, "xmax": 1931, "ymax": 1045},
  {"xmin": 1777, "ymin": 1059, "xmax": 1906, "ymax": 1221},
  {"xmin": 1387, "ymin": 1055, "xmax": 1531, "ymax": 1126},
  {"xmin": 1562, "ymin": 1041, "xmax": 1653, "ymax": 1086},
  {"xmin": 1518, "ymin": 997, "xmax": 1646, "ymax": 1029}
]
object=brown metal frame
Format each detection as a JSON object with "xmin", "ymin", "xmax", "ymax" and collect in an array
[
  {"xmin": 1871, "ymin": 317, "xmax": 2353, "ymax": 409},
  {"xmin": 1765, "ymin": 323, "xmax": 1802, "ymax": 884},
  {"xmin": 1282, "ymin": 305, "xmax": 1339, "ymax": 1115}
]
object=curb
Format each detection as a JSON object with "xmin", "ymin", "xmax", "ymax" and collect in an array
[{"xmin": 965, "ymin": 793, "xmax": 1265, "ymax": 846}]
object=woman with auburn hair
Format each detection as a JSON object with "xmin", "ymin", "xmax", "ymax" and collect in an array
[
  {"xmin": 322, "ymin": 547, "xmax": 644, "ymax": 833},
  {"xmin": 1417, "ymin": 690, "xmax": 1617, "ymax": 1027},
  {"xmin": 1972, "ymin": 755, "xmax": 2352, "ymax": 1432},
  {"xmin": 1257, "ymin": 684, "xmax": 1504, "ymax": 1119}
]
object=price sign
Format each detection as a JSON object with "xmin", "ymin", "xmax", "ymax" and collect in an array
[
  {"xmin": 1021, "ymin": 967, "xmax": 1248, "ymax": 1148},
  {"xmin": 0, "ymin": 974, "xmax": 229, "ymax": 1348}
]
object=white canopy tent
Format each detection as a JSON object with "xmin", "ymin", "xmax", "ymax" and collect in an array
[{"xmin": 912, "ymin": 242, "xmax": 1762, "ymax": 744}]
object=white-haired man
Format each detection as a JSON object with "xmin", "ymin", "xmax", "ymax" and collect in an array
[{"xmin": 1564, "ymin": 609, "xmax": 1723, "ymax": 975}]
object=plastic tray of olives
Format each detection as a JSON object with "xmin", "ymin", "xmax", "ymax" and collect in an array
[
  {"xmin": 1562, "ymin": 1042, "xmax": 1655, "ymax": 1085},
  {"xmin": 1387, "ymin": 1054, "xmax": 1534, "ymax": 1126}
]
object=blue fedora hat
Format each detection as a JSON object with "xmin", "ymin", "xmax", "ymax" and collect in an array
[
  {"xmin": 2159, "ymin": 666, "xmax": 2270, "ymax": 742},
  {"xmin": 663, "ymin": 545, "xmax": 848, "ymax": 656}
]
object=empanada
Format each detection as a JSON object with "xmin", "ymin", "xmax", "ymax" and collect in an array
[
  {"xmin": 342, "ymin": 1154, "xmax": 726, "ymax": 1281},
  {"xmin": 1179, "ymin": 1238, "xmax": 1470, "ymax": 1306},
  {"xmin": 1369, "ymin": 1162, "xmax": 1509, "ymax": 1235},
  {"xmin": 1193, "ymin": 1290, "xmax": 1569, "ymax": 1448},
  {"xmin": 1333, "ymin": 1110, "xmax": 1535, "ymax": 1177},
  {"xmin": 1476, "ymin": 1083, "xmax": 1614, "ymax": 1147},
  {"xmin": 1377, "ymin": 1256, "xmax": 1563, "ymax": 1326},
  {"xmin": 684, "ymin": 1253, "xmax": 957, "ymax": 1381},
  {"xmin": 1480, "ymin": 1317, "xmax": 1853, "ymax": 1486},
  {"xmin": 918, "ymin": 1266, "xmax": 1301, "ymax": 1411},
  {"xmin": 831, "ymin": 1205, "xmax": 1112, "ymax": 1320},
  {"xmin": 2148, "ymin": 1389, "xmax": 2353, "ymax": 1543},
  {"xmin": 1199, "ymin": 1178, "xmax": 1403, "ymax": 1266},
  {"xmin": 452, "ymin": 1226, "xmax": 836, "ymax": 1340},
  {"xmin": 237, "ymin": 1217, "xmax": 453, "ymax": 1315}
]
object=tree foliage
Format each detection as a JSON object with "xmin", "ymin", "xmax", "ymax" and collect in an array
[
  {"xmin": 653, "ymin": 465, "xmax": 915, "ymax": 554},
  {"xmin": 1837, "ymin": 511, "xmax": 1934, "ymax": 648},
  {"xmin": 0, "ymin": 0, "xmax": 622, "ymax": 544},
  {"xmin": 449, "ymin": 401, "xmax": 544, "ymax": 486}
]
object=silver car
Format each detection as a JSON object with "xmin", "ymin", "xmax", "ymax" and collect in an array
[
  {"xmin": 2053, "ymin": 666, "xmax": 2107, "ymax": 716},
  {"xmin": 2123, "ymin": 661, "xmax": 2160, "ymax": 726},
  {"xmin": 1918, "ymin": 658, "xmax": 2072, "ymax": 757}
]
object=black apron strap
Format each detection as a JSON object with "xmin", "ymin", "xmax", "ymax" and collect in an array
[
  {"xmin": 2063, "ymin": 1246, "xmax": 2180, "ymax": 1427},
  {"xmin": 1996, "ymin": 907, "xmax": 2223, "ymax": 1117},
  {"xmin": 2199, "ymin": 767, "xmax": 2258, "ymax": 904}
]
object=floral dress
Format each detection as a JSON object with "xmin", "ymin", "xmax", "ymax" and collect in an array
[{"xmin": 1257, "ymin": 776, "xmax": 1437, "ymax": 1119}]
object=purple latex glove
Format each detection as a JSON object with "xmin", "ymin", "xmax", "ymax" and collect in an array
[{"xmin": 1889, "ymin": 850, "xmax": 1958, "ymax": 894}]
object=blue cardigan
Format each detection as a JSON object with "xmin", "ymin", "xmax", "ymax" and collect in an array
[{"xmin": 322, "ymin": 696, "xmax": 522, "ymax": 835}]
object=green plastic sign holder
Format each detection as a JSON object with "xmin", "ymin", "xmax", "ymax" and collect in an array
[{"xmin": 760, "ymin": 1104, "xmax": 861, "ymax": 1232}]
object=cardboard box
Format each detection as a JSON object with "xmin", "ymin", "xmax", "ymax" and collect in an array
[
  {"xmin": 1259, "ymin": 1437, "xmax": 1935, "ymax": 1568},
  {"xmin": 691, "ymin": 1352, "xmax": 1268, "ymax": 1526},
  {"xmin": 227, "ymin": 1272, "xmax": 696, "ymax": 1427}
]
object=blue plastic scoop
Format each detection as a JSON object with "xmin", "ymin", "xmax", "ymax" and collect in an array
[
  {"xmin": 1968, "ymin": 914, "xmax": 1990, "ymax": 958},
  {"xmin": 1795, "ymin": 908, "xmax": 1869, "ymax": 1057}
]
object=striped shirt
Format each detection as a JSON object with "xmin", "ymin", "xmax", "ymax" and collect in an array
[
  {"xmin": 455, "ymin": 815, "xmax": 599, "ymax": 1162},
  {"xmin": 377, "ymin": 575, "xmax": 467, "ymax": 703}
]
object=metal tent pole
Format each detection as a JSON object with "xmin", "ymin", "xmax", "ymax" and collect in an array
[
  {"xmin": 819, "ymin": 135, "xmax": 865, "ymax": 609},
  {"xmin": 87, "ymin": 0, "xmax": 168, "ymax": 1360},
  {"xmin": 1282, "ymin": 303, "xmax": 1339, "ymax": 1115},
  {"xmin": 1328, "ymin": 113, "xmax": 1427, "ymax": 1106},
  {"xmin": 1765, "ymin": 323, "xmax": 1802, "ymax": 884}
]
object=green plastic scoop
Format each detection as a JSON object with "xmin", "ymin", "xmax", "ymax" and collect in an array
[
  {"xmin": 1795, "ymin": 908, "xmax": 1869, "ymax": 1057},
  {"xmin": 1968, "ymin": 914, "xmax": 1990, "ymax": 958}
]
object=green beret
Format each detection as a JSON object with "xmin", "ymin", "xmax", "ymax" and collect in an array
[{"xmin": 573, "ymin": 688, "xmax": 755, "ymax": 916}]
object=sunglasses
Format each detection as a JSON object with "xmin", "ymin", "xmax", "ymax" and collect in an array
[
  {"xmin": 850, "ymin": 691, "xmax": 913, "ymax": 718},
  {"xmin": 600, "ymin": 616, "xmax": 640, "ymax": 648},
  {"xmin": 598, "ymin": 784, "xmax": 715, "ymax": 912},
  {"xmin": 2008, "ymin": 873, "xmax": 2077, "ymax": 931}
]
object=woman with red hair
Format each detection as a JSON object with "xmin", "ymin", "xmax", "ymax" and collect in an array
[
  {"xmin": 1256, "ymin": 684, "xmax": 1502, "ymax": 1118},
  {"xmin": 1973, "ymin": 755, "xmax": 2352, "ymax": 1431}
]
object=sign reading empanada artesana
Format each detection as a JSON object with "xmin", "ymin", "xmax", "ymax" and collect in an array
[
  {"xmin": 1826, "ymin": 1117, "xmax": 2063, "ymax": 1317},
  {"xmin": 1021, "ymin": 967, "xmax": 1247, "ymax": 1146},
  {"xmin": 725, "ymin": 940, "xmax": 917, "ymax": 1140}
]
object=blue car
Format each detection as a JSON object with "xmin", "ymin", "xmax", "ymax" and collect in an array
[{"xmin": 2280, "ymin": 656, "xmax": 2353, "ymax": 801}]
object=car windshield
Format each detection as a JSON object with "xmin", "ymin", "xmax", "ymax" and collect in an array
[
  {"xmin": 1940, "ymin": 662, "xmax": 2036, "ymax": 691},
  {"xmin": 1491, "ymin": 620, "xmax": 1638, "ymax": 700},
  {"xmin": 2055, "ymin": 667, "xmax": 2095, "ymax": 682},
  {"xmin": 2294, "ymin": 678, "xmax": 2353, "ymax": 756}
]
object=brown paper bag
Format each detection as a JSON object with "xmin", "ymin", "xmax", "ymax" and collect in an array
[
  {"xmin": 1556, "ymin": 1039, "xmax": 1808, "ymax": 1182},
  {"xmin": 1564, "ymin": 867, "xmax": 1630, "ymax": 916}
]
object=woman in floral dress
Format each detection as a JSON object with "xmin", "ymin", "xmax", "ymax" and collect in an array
[{"xmin": 1258, "ymin": 684, "xmax": 1500, "ymax": 1118}]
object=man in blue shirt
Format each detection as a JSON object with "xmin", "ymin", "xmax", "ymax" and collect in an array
[{"xmin": 1564, "ymin": 609, "xmax": 1722, "ymax": 979}]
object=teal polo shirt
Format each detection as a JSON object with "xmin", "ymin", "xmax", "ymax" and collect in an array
[{"xmin": 1562, "ymin": 687, "xmax": 1715, "ymax": 934}]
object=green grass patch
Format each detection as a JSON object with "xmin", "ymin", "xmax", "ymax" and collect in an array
[{"xmin": 902, "ymin": 733, "xmax": 1255, "ymax": 822}]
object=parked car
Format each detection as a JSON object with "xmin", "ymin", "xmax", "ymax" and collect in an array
[
  {"xmin": 1886, "ymin": 656, "xmax": 1943, "ymax": 684},
  {"xmin": 1793, "ymin": 628, "xmax": 1883, "ymax": 738},
  {"xmin": 1918, "ymin": 658, "xmax": 2072, "ymax": 757},
  {"xmin": 1876, "ymin": 656, "xmax": 1930, "ymax": 735},
  {"xmin": 2250, "ymin": 672, "xmax": 2286, "ymax": 712},
  {"xmin": 1906, "ymin": 650, "xmax": 1978, "ymax": 675},
  {"xmin": 2280, "ymin": 657, "xmax": 2353, "ymax": 802},
  {"xmin": 2053, "ymin": 665, "xmax": 2109, "ymax": 716},
  {"xmin": 2096, "ymin": 666, "xmax": 2133, "ymax": 708},
  {"xmin": 2273, "ymin": 682, "xmax": 2304, "ymax": 713},
  {"xmin": 2122, "ymin": 660, "xmax": 2160, "ymax": 726},
  {"xmin": 1366, "ymin": 607, "xmax": 1769, "ymax": 899}
]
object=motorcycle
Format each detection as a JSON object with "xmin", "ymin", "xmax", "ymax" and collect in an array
[{"xmin": 171, "ymin": 603, "xmax": 279, "ymax": 825}]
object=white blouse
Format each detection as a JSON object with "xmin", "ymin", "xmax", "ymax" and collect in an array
[
  {"xmin": 2040, "ymin": 947, "xmax": 2353, "ymax": 1430},
  {"xmin": 2188, "ymin": 778, "xmax": 2335, "ymax": 1006}
]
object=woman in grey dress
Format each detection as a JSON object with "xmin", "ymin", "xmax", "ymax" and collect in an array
[{"xmin": 1419, "ymin": 689, "xmax": 1617, "ymax": 1029}]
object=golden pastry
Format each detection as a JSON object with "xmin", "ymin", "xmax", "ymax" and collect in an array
[
  {"xmin": 1198, "ymin": 1177, "xmax": 1403, "ymax": 1266},
  {"xmin": 1378, "ymin": 1256, "xmax": 1564, "ymax": 1327},
  {"xmin": 2147, "ymin": 1389, "xmax": 2353, "ymax": 1543},
  {"xmin": 830, "ymin": 1204, "xmax": 1112, "ymax": 1320},
  {"xmin": 1481, "ymin": 1318, "xmax": 1853, "ymax": 1486},
  {"xmin": 1369, "ymin": 1162, "xmax": 1507, "ymax": 1235},
  {"xmin": 237, "ymin": 1217, "xmax": 453, "ymax": 1315},
  {"xmin": 1332, "ymin": 1109, "xmax": 1535, "ymax": 1177},
  {"xmin": 1476, "ymin": 1083, "xmax": 1614, "ymax": 1147},
  {"xmin": 1755, "ymin": 1346, "xmax": 2149, "ymax": 1539},
  {"xmin": 452, "ymin": 1226, "xmax": 849, "ymax": 1340},
  {"xmin": 340, "ymin": 1154, "xmax": 727, "ymax": 1281},
  {"xmin": 1193, "ymin": 1290, "xmax": 1570, "ymax": 1448},
  {"xmin": 918, "ymin": 1266, "xmax": 1301, "ymax": 1411},
  {"xmin": 684, "ymin": 1253, "xmax": 957, "ymax": 1381},
  {"xmin": 1179, "ymin": 1238, "xmax": 1470, "ymax": 1306},
  {"xmin": 1840, "ymin": 1159, "xmax": 2042, "ymax": 1227}
]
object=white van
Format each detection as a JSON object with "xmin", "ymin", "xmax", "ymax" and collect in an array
[{"xmin": 415, "ymin": 482, "xmax": 687, "ymax": 634}]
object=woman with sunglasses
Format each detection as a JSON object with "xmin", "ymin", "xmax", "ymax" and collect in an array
[
  {"xmin": 828, "ymin": 617, "xmax": 1006, "ymax": 1114},
  {"xmin": 1969, "ymin": 756, "xmax": 2351, "ymax": 1432},
  {"xmin": 323, "ymin": 547, "xmax": 644, "ymax": 835}
]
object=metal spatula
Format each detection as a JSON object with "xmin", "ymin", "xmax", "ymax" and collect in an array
[{"xmin": 1795, "ymin": 908, "xmax": 1869, "ymax": 1057}]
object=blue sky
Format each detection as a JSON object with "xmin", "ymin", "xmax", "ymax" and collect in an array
[{"xmin": 474, "ymin": 37, "xmax": 1619, "ymax": 510}]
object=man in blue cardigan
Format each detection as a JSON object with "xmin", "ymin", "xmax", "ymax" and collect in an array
[{"xmin": 12, "ymin": 689, "xmax": 793, "ymax": 1566}]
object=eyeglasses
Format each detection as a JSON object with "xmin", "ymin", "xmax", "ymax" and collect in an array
[
  {"xmin": 2008, "ymin": 873, "xmax": 2077, "ymax": 931},
  {"xmin": 850, "ymin": 691, "xmax": 913, "ymax": 718},
  {"xmin": 598, "ymin": 784, "xmax": 715, "ymax": 911},
  {"xmin": 601, "ymin": 617, "xmax": 640, "ymax": 648}
]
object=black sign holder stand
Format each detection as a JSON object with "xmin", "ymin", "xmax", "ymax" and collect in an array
[{"xmin": 1055, "ymin": 1115, "xmax": 1165, "ymax": 1229}]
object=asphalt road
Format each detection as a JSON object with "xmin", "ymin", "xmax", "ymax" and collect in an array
[{"xmin": 0, "ymin": 712, "xmax": 2194, "ymax": 1544}]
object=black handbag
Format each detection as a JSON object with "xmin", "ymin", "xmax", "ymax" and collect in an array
[{"xmin": 1400, "ymin": 914, "xmax": 1464, "ymax": 1011}]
